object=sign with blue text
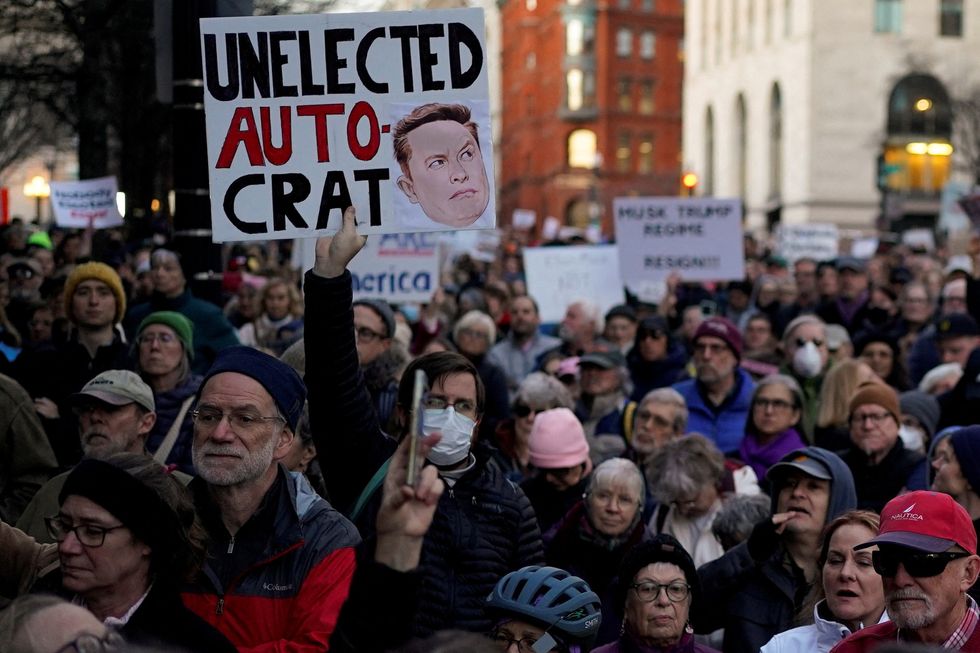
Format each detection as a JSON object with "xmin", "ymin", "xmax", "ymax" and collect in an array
[
  {"xmin": 348, "ymin": 232, "xmax": 441, "ymax": 303},
  {"xmin": 200, "ymin": 9, "xmax": 495, "ymax": 242},
  {"xmin": 614, "ymin": 197, "xmax": 744, "ymax": 283}
]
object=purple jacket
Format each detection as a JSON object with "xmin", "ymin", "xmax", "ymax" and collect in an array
[
  {"xmin": 594, "ymin": 631, "xmax": 720, "ymax": 653},
  {"xmin": 738, "ymin": 428, "xmax": 806, "ymax": 482}
]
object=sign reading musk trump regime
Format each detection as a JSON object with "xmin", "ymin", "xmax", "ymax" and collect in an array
[{"xmin": 200, "ymin": 9, "xmax": 496, "ymax": 242}]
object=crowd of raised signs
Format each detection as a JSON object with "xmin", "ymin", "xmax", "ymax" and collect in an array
[{"xmin": 1, "ymin": 215, "xmax": 980, "ymax": 653}]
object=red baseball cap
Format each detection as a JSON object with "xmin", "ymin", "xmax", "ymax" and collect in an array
[{"xmin": 855, "ymin": 491, "xmax": 977, "ymax": 554}]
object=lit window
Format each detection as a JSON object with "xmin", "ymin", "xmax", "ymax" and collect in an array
[
  {"xmin": 567, "ymin": 19, "xmax": 584, "ymax": 56},
  {"xmin": 640, "ymin": 31, "xmax": 657, "ymax": 59},
  {"xmin": 617, "ymin": 28, "xmax": 632, "ymax": 57},
  {"xmin": 875, "ymin": 0, "xmax": 902, "ymax": 33},
  {"xmin": 618, "ymin": 78, "xmax": 632, "ymax": 111},
  {"xmin": 940, "ymin": 0, "xmax": 963, "ymax": 37},
  {"xmin": 526, "ymin": 0, "xmax": 537, "ymax": 10},
  {"xmin": 526, "ymin": 52, "xmax": 536, "ymax": 70},
  {"xmin": 567, "ymin": 69, "xmax": 584, "ymax": 111},
  {"xmin": 617, "ymin": 132, "xmax": 632, "ymax": 173},
  {"xmin": 568, "ymin": 129, "xmax": 598, "ymax": 168},
  {"xmin": 639, "ymin": 80, "xmax": 655, "ymax": 114},
  {"xmin": 638, "ymin": 136, "xmax": 654, "ymax": 173}
]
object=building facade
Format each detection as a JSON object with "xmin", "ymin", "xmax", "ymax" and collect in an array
[
  {"xmin": 499, "ymin": 0, "xmax": 684, "ymax": 236},
  {"xmin": 683, "ymin": 0, "xmax": 980, "ymax": 233}
]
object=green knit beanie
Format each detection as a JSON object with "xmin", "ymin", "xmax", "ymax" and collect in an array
[{"xmin": 137, "ymin": 311, "xmax": 194, "ymax": 359}]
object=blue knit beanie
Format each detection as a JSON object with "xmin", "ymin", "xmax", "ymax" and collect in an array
[
  {"xmin": 200, "ymin": 346, "xmax": 306, "ymax": 431},
  {"xmin": 951, "ymin": 426, "xmax": 980, "ymax": 494}
]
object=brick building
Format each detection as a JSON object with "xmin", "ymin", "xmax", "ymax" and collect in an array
[{"xmin": 498, "ymin": 0, "xmax": 684, "ymax": 237}]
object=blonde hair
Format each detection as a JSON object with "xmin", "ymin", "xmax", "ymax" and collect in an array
[{"xmin": 817, "ymin": 359, "xmax": 869, "ymax": 428}]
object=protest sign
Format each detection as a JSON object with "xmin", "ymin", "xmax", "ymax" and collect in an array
[
  {"xmin": 613, "ymin": 197, "xmax": 744, "ymax": 283},
  {"xmin": 902, "ymin": 228, "xmax": 935, "ymax": 252},
  {"xmin": 851, "ymin": 237, "xmax": 878, "ymax": 258},
  {"xmin": 200, "ymin": 9, "xmax": 495, "ymax": 242},
  {"xmin": 523, "ymin": 245, "xmax": 624, "ymax": 323},
  {"xmin": 348, "ymin": 232, "xmax": 441, "ymax": 302},
  {"xmin": 512, "ymin": 209, "xmax": 536, "ymax": 230},
  {"xmin": 50, "ymin": 177, "xmax": 123, "ymax": 229},
  {"xmin": 776, "ymin": 223, "xmax": 839, "ymax": 262}
]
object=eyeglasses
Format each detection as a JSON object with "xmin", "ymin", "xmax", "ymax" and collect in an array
[
  {"xmin": 489, "ymin": 630, "xmax": 539, "ymax": 652},
  {"xmin": 191, "ymin": 407, "xmax": 285, "ymax": 433},
  {"xmin": 795, "ymin": 338, "xmax": 824, "ymax": 348},
  {"xmin": 514, "ymin": 403, "xmax": 548, "ymax": 418},
  {"xmin": 753, "ymin": 398, "xmax": 794, "ymax": 411},
  {"xmin": 872, "ymin": 549, "xmax": 970, "ymax": 578},
  {"xmin": 422, "ymin": 395, "xmax": 478, "ymax": 418},
  {"xmin": 55, "ymin": 630, "xmax": 126, "ymax": 653},
  {"xmin": 630, "ymin": 581, "xmax": 691, "ymax": 603},
  {"xmin": 355, "ymin": 326, "xmax": 387, "ymax": 343},
  {"xmin": 45, "ymin": 516, "xmax": 126, "ymax": 548},
  {"xmin": 458, "ymin": 327, "xmax": 489, "ymax": 340},
  {"xmin": 849, "ymin": 411, "xmax": 893, "ymax": 427},
  {"xmin": 138, "ymin": 332, "xmax": 177, "ymax": 346}
]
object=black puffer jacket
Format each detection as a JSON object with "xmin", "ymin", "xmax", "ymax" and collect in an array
[{"xmin": 304, "ymin": 269, "xmax": 544, "ymax": 639}]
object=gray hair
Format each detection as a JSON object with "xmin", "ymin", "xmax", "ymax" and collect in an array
[
  {"xmin": 570, "ymin": 299, "xmax": 604, "ymax": 335},
  {"xmin": 453, "ymin": 310, "xmax": 497, "ymax": 344},
  {"xmin": 588, "ymin": 458, "xmax": 645, "ymax": 509},
  {"xmin": 752, "ymin": 374, "xmax": 804, "ymax": 410},
  {"xmin": 782, "ymin": 314, "xmax": 827, "ymax": 347},
  {"xmin": 515, "ymin": 372, "xmax": 574, "ymax": 409},
  {"xmin": 711, "ymin": 493, "xmax": 771, "ymax": 550},
  {"xmin": 646, "ymin": 434, "xmax": 725, "ymax": 504},
  {"xmin": 639, "ymin": 387, "xmax": 688, "ymax": 434}
]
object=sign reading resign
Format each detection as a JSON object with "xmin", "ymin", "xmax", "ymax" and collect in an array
[
  {"xmin": 523, "ymin": 245, "xmax": 624, "ymax": 323},
  {"xmin": 49, "ymin": 177, "xmax": 124, "ymax": 229},
  {"xmin": 614, "ymin": 197, "xmax": 744, "ymax": 283},
  {"xmin": 348, "ymin": 232, "xmax": 441, "ymax": 303},
  {"xmin": 200, "ymin": 9, "xmax": 495, "ymax": 242}
]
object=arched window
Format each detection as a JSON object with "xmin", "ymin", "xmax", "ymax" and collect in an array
[
  {"xmin": 705, "ymin": 106, "xmax": 715, "ymax": 195},
  {"xmin": 735, "ymin": 94, "xmax": 747, "ymax": 198},
  {"xmin": 568, "ymin": 129, "xmax": 598, "ymax": 168},
  {"xmin": 887, "ymin": 74, "xmax": 952, "ymax": 137},
  {"xmin": 882, "ymin": 74, "xmax": 953, "ymax": 194},
  {"xmin": 769, "ymin": 83, "xmax": 782, "ymax": 198}
]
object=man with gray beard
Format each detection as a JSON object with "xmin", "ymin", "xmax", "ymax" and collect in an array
[
  {"xmin": 181, "ymin": 346, "xmax": 359, "ymax": 651},
  {"xmin": 833, "ymin": 491, "xmax": 980, "ymax": 651},
  {"xmin": 16, "ymin": 370, "xmax": 156, "ymax": 542}
]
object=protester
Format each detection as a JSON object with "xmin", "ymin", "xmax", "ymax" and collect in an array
[
  {"xmin": 486, "ymin": 566, "xmax": 603, "ymax": 653},
  {"xmin": 742, "ymin": 313, "xmax": 781, "ymax": 368},
  {"xmin": 936, "ymin": 312, "xmax": 980, "ymax": 368},
  {"xmin": 919, "ymin": 361, "xmax": 963, "ymax": 395},
  {"xmin": 938, "ymin": 348, "xmax": 980, "ymax": 429},
  {"xmin": 672, "ymin": 317, "xmax": 755, "ymax": 454},
  {"xmin": 825, "ymin": 324, "xmax": 854, "ymax": 365},
  {"xmin": 627, "ymin": 315, "xmax": 688, "ymax": 402},
  {"xmin": 780, "ymin": 315, "xmax": 831, "ymax": 440},
  {"xmin": 817, "ymin": 257, "xmax": 870, "ymax": 335},
  {"xmin": 351, "ymin": 297, "xmax": 406, "ymax": 430},
  {"xmin": 740, "ymin": 374, "xmax": 807, "ymax": 482},
  {"xmin": 486, "ymin": 295, "xmax": 561, "ymax": 398},
  {"xmin": 236, "ymin": 277, "xmax": 304, "ymax": 356},
  {"xmin": 831, "ymin": 491, "xmax": 980, "ymax": 650},
  {"xmin": 842, "ymin": 382, "xmax": 927, "ymax": 512},
  {"xmin": 134, "ymin": 311, "xmax": 201, "ymax": 474},
  {"xmin": 0, "ymin": 595, "xmax": 126, "ymax": 653},
  {"xmin": 854, "ymin": 331, "xmax": 910, "ymax": 391},
  {"xmin": 0, "ymin": 373, "xmax": 57, "ymax": 523},
  {"xmin": 123, "ymin": 249, "xmax": 239, "ymax": 374},
  {"xmin": 897, "ymin": 390, "xmax": 940, "ymax": 455},
  {"xmin": 577, "ymin": 349, "xmax": 634, "ymax": 463},
  {"xmin": 181, "ymin": 346, "xmax": 359, "ymax": 649},
  {"xmin": 604, "ymin": 304, "xmax": 638, "ymax": 355},
  {"xmin": 932, "ymin": 425, "xmax": 980, "ymax": 548},
  {"xmin": 556, "ymin": 299, "xmax": 608, "ymax": 357},
  {"xmin": 453, "ymin": 309, "xmax": 511, "ymax": 439},
  {"xmin": 629, "ymin": 387, "xmax": 688, "ymax": 459},
  {"xmin": 710, "ymin": 493, "xmax": 771, "ymax": 552},
  {"xmin": 814, "ymin": 359, "xmax": 878, "ymax": 451},
  {"xmin": 594, "ymin": 534, "xmax": 719, "ymax": 653},
  {"xmin": 761, "ymin": 510, "xmax": 886, "ymax": 652},
  {"xmin": 697, "ymin": 447, "xmax": 857, "ymax": 653}
]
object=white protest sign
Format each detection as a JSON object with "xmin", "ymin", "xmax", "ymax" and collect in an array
[
  {"xmin": 512, "ymin": 209, "xmax": 536, "ymax": 230},
  {"xmin": 348, "ymin": 232, "xmax": 441, "ymax": 303},
  {"xmin": 776, "ymin": 223, "xmax": 839, "ymax": 262},
  {"xmin": 902, "ymin": 228, "xmax": 935, "ymax": 252},
  {"xmin": 200, "ymin": 9, "xmax": 495, "ymax": 242},
  {"xmin": 851, "ymin": 237, "xmax": 878, "ymax": 258},
  {"xmin": 541, "ymin": 216, "xmax": 560, "ymax": 240},
  {"xmin": 49, "ymin": 177, "xmax": 123, "ymax": 229},
  {"xmin": 523, "ymin": 245, "xmax": 624, "ymax": 323},
  {"xmin": 613, "ymin": 197, "xmax": 744, "ymax": 283}
]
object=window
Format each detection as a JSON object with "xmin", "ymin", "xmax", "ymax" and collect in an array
[
  {"xmin": 617, "ymin": 28, "xmax": 632, "ymax": 56},
  {"xmin": 639, "ymin": 80, "xmax": 655, "ymax": 114},
  {"xmin": 567, "ymin": 69, "xmax": 584, "ymax": 111},
  {"xmin": 642, "ymin": 0, "xmax": 654, "ymax": 11},
  {"xmin": 875, "ymin": 0, "xmax": 902, "ymax": 34},
  {"xmin": 526, "ymin": 0, "xmax": 536, "ymax": 10},
  {"xmin": 705, "ymin": 106, "xmax": 715, "ymax": 195},
  {"xmin": 640, "ymin": 31, "xmax": 657, "ymax": 59},
  {"xmin": 567, "ymin": 19, "xmax": 585, "ymax": 56},
  {"xmin": 618, "ymin": 0, "xmax": 631, "ymax": 9},
  {"xmin": 940, "ymin": 0, "xmax": 963, "ymax": 36},
  {"xmin": 638, "ymin": 135, "xmax": 654, "ymax": 173},
  {"xmin": 526, "ymin": 52, "xmax": 536, "ymax": 70},
  {"xmin": 568, "ymin": 129, "xmax": 598, "ymax": 168},
  {"xmin": 769, "ymin": 83, "xmax": 783, "ymax": 198},
  {"xmin": 616, "ymin": 132, "xmax": 632, "ymax": 173},
  {"xmin": 618, "ymin": 78, "xmax": 632, "ymax": 111}
]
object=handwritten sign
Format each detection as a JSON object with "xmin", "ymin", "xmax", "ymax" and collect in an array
[
  {"xmin": 614, "ymin": 197, "xmax": 744, "ymax": 283},
  {"xmin": 200, "ymin": 9, "xmax": 495, "ymax": 242},
  {"xmin": 49, "ymin": 177, "xmax": 123, "ymax": 229},
  {"xmin": 776, "ymin": 223, "xmax": 839, "ymax": 262},
  {"xmin": 523, "ymin": 245, "xmax": 624, "ymax": 323}
]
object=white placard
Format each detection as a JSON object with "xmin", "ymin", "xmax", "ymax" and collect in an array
[
  {"xmin": 348, "ymin": 232, "xmax": 441, "ymax": 303},
  {"xmin": 512, "ymin": 209, "xmax": 536, "ymax": 230},
  {"xmin": 200, "ymin": 9, "xmax": 495, "ymax": 242},
  {"xmin": 522, "ymin": 245, "xmax": 624, "ymax": 323},
  {"xmin": 49, "ymin": 177, "xmax": 123, "ymax": 229},
  {"xmin": 902, "ymin": 228, "xmax": 935, "ymax": 252},
  {"xmin": 541, "ymin": 216, "xmax": 560, "ymax": 240},
  {"xmin": 851, "ymin": 237, "xmax": 879, "ymax": 258},
  {"xmin": 613, "ymin": 196, "xmax": 745, "ymax": 283},
  {"xmin": 776, "ymin": 223, "xmax": 839, "ymax": 262}
]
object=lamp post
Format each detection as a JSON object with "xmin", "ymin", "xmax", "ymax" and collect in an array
[{"xmin": 23, "ymin": 176, "xmax": 50, "ymax": 224}]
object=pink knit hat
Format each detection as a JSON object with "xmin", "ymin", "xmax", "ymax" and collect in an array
[{"xmin": 528, "ymin": 408, "xmax": 592, "ymax": 472}]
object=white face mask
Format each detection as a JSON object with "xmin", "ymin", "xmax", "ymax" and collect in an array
[
  {"xmin": 792, "ymin": 342, "xmax": 823, "ymax": 379},
  {"xmin": 898, "ymin": 425, "xmax": 926, "ymax": 453},
  {"xmin": 422, "ymin": 407, "xmax": 477, "ymax": 466}
]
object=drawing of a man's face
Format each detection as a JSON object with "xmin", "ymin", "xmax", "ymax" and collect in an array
[{"xmin": 396, "ymin": 119, "xmax": 490, "ymax": 227}]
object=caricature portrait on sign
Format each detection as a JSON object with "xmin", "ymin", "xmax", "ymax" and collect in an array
[{"xmin": 390, "ymin": 100, "xmax": 495, "ymax": 230}]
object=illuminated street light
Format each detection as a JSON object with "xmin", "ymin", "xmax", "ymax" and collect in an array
[
  {"xmin": 23, "ymin": 175, "xmax": 50, "ymax": 223},
  {"xmin": 914, "ymin": 98, "xmax": 933, "ymax": 112}
]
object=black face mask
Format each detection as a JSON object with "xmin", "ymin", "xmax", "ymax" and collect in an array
[{"xmin": 867, "ymin": 307, "xmax": 891, "ymax": 325}]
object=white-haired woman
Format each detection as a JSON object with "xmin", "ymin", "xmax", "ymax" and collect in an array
[{"xmin": 453, "ymin": 309, "xmax": 510, "ymax": 440}]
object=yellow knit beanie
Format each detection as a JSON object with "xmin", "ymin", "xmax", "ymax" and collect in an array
[{"xmin": 64, "ymin": 262, "xmax": 127, "ymax": 324}]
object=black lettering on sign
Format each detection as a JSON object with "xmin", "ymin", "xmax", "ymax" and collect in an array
[
  {"xmin": 271, "ymin": 173, "xmax": 311, "ymax": 231},
  {"xmin": 204, "ymin": 34, "xmax": 239, "ymax": 101},
  {"xmin": 224, "ymin": 174, "xmax": 268, "ymax": 234},
  {"xmin": 323, "ymin": 28, "xmax": 356, "ymax": 94},
  {"xmin": 239, "ymin": 32, "xmax": 270, "ymax": 99}
]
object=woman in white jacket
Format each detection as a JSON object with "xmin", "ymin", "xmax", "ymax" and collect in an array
[{"xmin": 760, "ymin": 510, "xmax": 888, "ymax": 653}]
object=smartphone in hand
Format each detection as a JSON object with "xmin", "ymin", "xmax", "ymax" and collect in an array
[{"xmin": 406, "ymin": 369, "xmax": 429, "ymax": 487}]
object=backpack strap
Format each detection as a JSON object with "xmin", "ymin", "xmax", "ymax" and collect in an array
[
  {"xmin": 153, "ymin": 396, "xmax": 194, "ymax": 465},
  {"xmin": 349, "ymin": 457, "xmax": 393, "ymax": 523},
  {"xmin": 622, "ymin": 400, "xmax": 638, "ymax": 444}
]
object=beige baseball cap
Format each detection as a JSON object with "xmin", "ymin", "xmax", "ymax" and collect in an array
[{"xmin": 70, "ymin": 370, "xmax": 155, "ymax": 412}]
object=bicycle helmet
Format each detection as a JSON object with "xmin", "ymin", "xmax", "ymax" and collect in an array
[{"xmin": 486, "ymin": 566, "xmax": 602, "ymax": 648}]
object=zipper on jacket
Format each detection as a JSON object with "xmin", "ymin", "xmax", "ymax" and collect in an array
[
  {"xmin": 227, "ymin": 535, "xmax": 235, "ymax": 554},
  {"xmin": 216, "ymin": 597, "xmax": 225, "ymax": 615}
]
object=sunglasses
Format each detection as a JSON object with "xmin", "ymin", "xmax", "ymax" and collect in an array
[
  {"xmin": 513, "ymin": 403, "xmax": 540, "ymax": 418},
  {"xmin": 872, "ymin": 549, "xmax": 970, "ymax": 578}
]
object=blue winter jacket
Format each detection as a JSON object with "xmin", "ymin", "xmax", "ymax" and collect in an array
[{"xmin": 673, "ymin": 368, "xmax": 755, "ymax": 454}]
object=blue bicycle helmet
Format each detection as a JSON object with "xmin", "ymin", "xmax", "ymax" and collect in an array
[{"xmin": 486, "ymin": 566, "xmax": 602, "ymax": 649}]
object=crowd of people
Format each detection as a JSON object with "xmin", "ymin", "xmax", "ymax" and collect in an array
[{"xmin": 0, "ymin": 211, "xmax": 979, "ymax": 652}]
